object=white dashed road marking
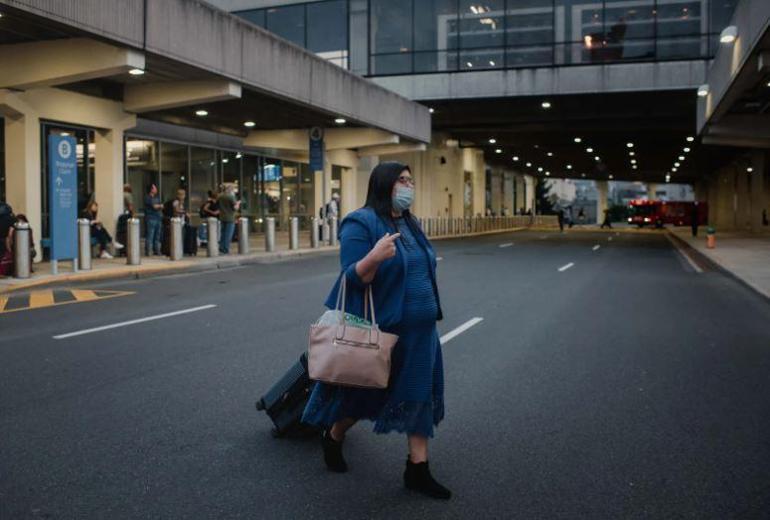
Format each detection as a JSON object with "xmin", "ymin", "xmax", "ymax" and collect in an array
[
  {"xmin": 54, "ymin": 304, "xmax": 218, "ymax": 340},
  {"xmin": 440, "ymin": 317, "xmax": 484, "ymax": 345},
  {"xmin": 592, "ymin": 245, "xmax": 601, "ymax": 251},
  {"xmin": 499, "ymin": 242, "xmax": 514, "ymax": 248},
  {"xmin": 558, "ymin": 262, "xmax": 575, "ymax": 272}
]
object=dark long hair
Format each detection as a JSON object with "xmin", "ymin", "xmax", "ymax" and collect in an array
[{"xmin": 364, "ymin": 161, "xmax": 421, "ymax": 239}]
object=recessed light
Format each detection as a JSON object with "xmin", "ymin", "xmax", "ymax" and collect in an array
[
  {"xmin": 720, "ymin": 25, "xmax": 738, "ymax": 44},
  {"xmin": 678, "ymin": 156, "xmax": 685, "ymax": 161},
  {"xmin": 334, "ymin": 118, "xmax": 347, "ymax": 124},
  {"xmin": 526, "ymin": 162, "xmax": 532, "ymax": 167},
  {"xmin": 686, "ymin": 136, "xmax": 695, "ymax": 142},
  {"xmin": 632, "ymin": 165, "xmax": 638, "ymax": 170},
  {"xmin": 236, "ymin": 153, "xmax": 242, "ymax": 159},
  {"xmin": 581, "ymin": 173, "xmax": 586, "ymax": 178},
  {"xmin": 466, "ymin": 62, "xmax": 473, "ymax": 68},
  {"xmin": 545, "ymin": 171, "xmax": 551, "ymax": 176},
  {"xmin": 489, "ymin": 60, "xmax": 496, "ymax": 66},
  {"xmin": 697, "ymin": 84, "xmax": 710, "ymax": 97},
  {"xmin": 547, "ymin": 152, "xmax": 553, "ymax": 157},
  {"xmin": 244, "ymin": 121, "xmax": 256, "ymax": 127},
  {"xmin": 674, "ymin": 162, "xmax": 680, "ymax": 167},
  {"xmin": 586, "ymin": 147, "xmax": 594, "ymax": 153},
  {"xmin": 428, "ymin": 108, "xmax": 435, "ymax": 114},
  {"xmin": 631, "ymin": 159, "xmax": 637, "ymax": 164},
  {"xmin": 595, "ymin": 156, "xmax": 600, "ymax": 161},
  {"xmin": 629, "ymin": 151, "xmax": 635, "ymax": 156},
  {"xmin": 495, "ymin": 148, "xmax": 502, "ymax": 154},
  {"xmin": 222, "ymin": 158, "xmax": 229, "ymax": 164},
  {"xmin": 609, "ymin": 175, "xmax": 614, "ymax": 179},
  {"xmin": 513, "ymin": 156, "xmax": 520, "ymax": 161},
  {"xmin": 195, "ymin": 109, "xmax": 208, "ymax": 117},
  {"xmin": 747, "ymin": 167, "xmax": 754, "ymax": 172},
  {"xmin": 538, "ymin": 167, "xmax": 543, "ymax": 172},
  {"xmin": 683, "ymin": 147, "xmax": 691, "ymax": 152},
  {"xmin": 129, "ymin": 68, "xmax": 145, "ymax": 76},
  {"xmin": 574, "ymin": 137, "xmax": 582, "ymax": 143},
  {"xmin": 489, "ymin": 138, "xmax": 497, "ymax": 144},
  {"xmin": 672, "ymin": 167, "xmax": 678, "ymax": 172},
  {"xmin": 566, "ymin": 164, "xmax": 572, "ymax": 169},
  {"xmin": 626, "ymin": 142, "xmax": 634, "ymax": 148},
  {"xmin": 541, "ymin": 101, "xmax": 552, "ymax": 109}
]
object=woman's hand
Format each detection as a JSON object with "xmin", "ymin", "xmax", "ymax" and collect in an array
[{"xmin": 369, "ymin": 233, "xmax": 400, "ymax": 263}]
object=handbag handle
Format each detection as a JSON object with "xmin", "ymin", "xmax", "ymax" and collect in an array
[{"xmin": 334, "ymin": 274, "xmax": 380, "ymax": 344}]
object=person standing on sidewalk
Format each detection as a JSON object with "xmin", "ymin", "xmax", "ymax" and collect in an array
[
  {"xmin": 600, "ymin": 208, "xmax": 613, "ymax": 229},
  {"xmin": 144, "ymin": 184, "xmax": 163, "ymax": 256},
  {"xmin": 691, "ymin": 202, "xmax": 699, "ymax": 237},
  {"xmin": 217, "ymin": 184, "xmax": 240, "ymax": 254},
  {"xmin": 302, "ymin": 161, "xmax": 451, "ymax": 500}
]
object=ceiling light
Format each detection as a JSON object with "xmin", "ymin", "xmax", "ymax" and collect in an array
[
  {"xmin": 243, "ymin": 121, "xmax": 256, "ymax": 128},
  {"xmin": 428, "ymin": 108, "xmax": 435, "ymax": 114},
  {"xmin": 334, "ymin": 118, "xmax": 347, "ymax": 124},
  {"xmin": 236, "ymin": 152, "xmax": 242, "ymax": 159},
  {"xmin": 495, "ymin": 148, "xmax": 502, "ymax": 154},
  {"xmin": 538, "ymin": 167, "xmax": 543, "ymax": 172},
  {"xmin": 541, "ymin": 101, "xmax": 552, "ymax": 109},
  {"xmin": 678, "ymin": 156, "xmax": 685, "ymax": 161},
  {"xmin": 545, "ymin": 171, "xmax": 550, "ymax": 176},
  {"xmin": 581, "ymin": 173, "xmax": 586, "ymax": 178},
  {"xmin": 626, "ymin": 142, "xmax": 634, "ymax": 148},
  {"xmin": 665, "ymin": 175, "xmax": 671, "ymax": 183},
  {"xmin": 720, "ymin": 25, "xmax": 738, "ymax": 44},
  {"xmin": 674, "ymin": 162, "xmax": 680, "ymax": 167},
  {"xmin": 489, "ymin": 138, "xmax": 496, "ymax": 144},
  {"xmin": 629, "ymin": 151, "xmax": 635, "ymax": 156},
  {"xmin": 672, "ymin": 167, "xmax": 678, "ymax": 172},
  {"xmin": 526, "ymin": 162, "xmax": 532, "ymax": 167},
  {"xmin": 574, "ymin": 137, "xmax": 582, "ymax": 143},
  {"xmin": 566, "ymin": 164, "xmax": 572, "ymax": 169},
  {"xmin": 632, "ymin": 165, "xmax": 638, "ymax": 170},
  {"xmin": 609, "ymin": 175, "xmax": 614, "ymax": 179},
  {"xmin": 747, "ymin": 167, "xmax": 754, "ymax": 172},
  {"xmin": 195, "ymin": 109, "xmax": 208, "ymax": 117},
  {"xmin": 489, "ymin": 60, "xmax": 496, "ymax": 66},
  {"xmin": 547, "ymin": 152, "xmax": 553, "ymax": 157},
  {"xmin": 586, "ymin": 147, "xmax": 593, "ymax": 153},
  {"xmin": 697, "ymin": 84, "xmax": 710, "ymax": 97},
  {"xmin": 222, "ymin": 158, "xmax": 229, "ymax": 163},
  {"xmin": 595, "ymin": 156, "xmax": 600, "ymax": 161},
  {"xmin": 513, "ymin": 156, "xmax": 519, "ymax": 161},
  {"xmin": 129, "ymin": 68, "xmax": 145, "ymax": 76},
  {"xmin": 466, "ymin": 62, "xmax": 473, "ymax": 68},
  {"xmin": 683, "ymin": 147, "xmax": 691, "ymax": 152},
  {"xmin": 687, "ymin": 136, "xmax": 695, "ymax": 142},
  {"xmin": 631, "ymin": 159, "xmax": 637, "ymax": 164}
]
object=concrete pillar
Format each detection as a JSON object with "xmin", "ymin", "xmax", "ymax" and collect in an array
[
  {"xmin": 524, "ymin": 175, "xmax": 536, "ymax": 213},
  {"xmin": 340, "ymin": 166, "xmax": 355, "ymax": 218},
  {"xmin": 503, "ymin": 172, "xmax": 514, "ymax": 216},
  {"xmin": 749, "ymin": 150, "xmax": 766, "ymax": 232},
  {"xmin": 94, "ymin": 128, "xmax": 125, "ymax": 239},
  {"xmin": 490, "ymin": 171, "xmax": 502, "ymax": 214},
  {"xmin": 3, "ymin": 111, "xmax": 41, "ymax": 260},
  {"xmin": 647, "ymin": 182, "xmax": 657, "ymax": 200},
  {"xmin": 596, "ymin": 180, "xmax": 609, "ymax": 225}
]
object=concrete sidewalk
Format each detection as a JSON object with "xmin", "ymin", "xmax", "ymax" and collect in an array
[{"xmin": 668, "ymin": 227, "xmax": 770, "ymax": 301}]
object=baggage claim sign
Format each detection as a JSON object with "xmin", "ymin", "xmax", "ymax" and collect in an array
[{"xmin": 48, "ymin": 134, "xmax": 78, "ymax": 261}]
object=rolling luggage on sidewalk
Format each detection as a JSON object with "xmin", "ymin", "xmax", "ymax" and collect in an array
[
  {"xmin": 183, "ymin": 225, "xmax": 198, "ymax": 256},
  {"xmin": 255, "ymin": 353, "xmax": 318, "ymax": 437}
]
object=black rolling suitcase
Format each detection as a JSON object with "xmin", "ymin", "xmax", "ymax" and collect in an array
[
  {"xmin": 183, "ymin": 225, "xmax": 198, "ymax": 256},
  {"xmin": 115, "ymin": 213, "xmax": 129, "ymax": 257},
  {"xmin": 256, "ymin": 353, "xmax": 318, "ymax": 437}
]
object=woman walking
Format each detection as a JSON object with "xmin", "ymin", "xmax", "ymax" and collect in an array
[{"xmin": 302, "ymin": 162, "xmax": 450, "ymax": 500}]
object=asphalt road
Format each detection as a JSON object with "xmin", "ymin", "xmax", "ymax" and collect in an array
[{"xmin": 1, "ymin": 230, "xmax": 769, "ymax": 519}]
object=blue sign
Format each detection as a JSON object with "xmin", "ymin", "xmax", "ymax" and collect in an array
[
  {"xmin": 309, "ymin": 126, "xmax": 324, "ymax": 172},
  {"xmin": 48, "ymin": 134, "xmax": 78, "ymax": 260}
]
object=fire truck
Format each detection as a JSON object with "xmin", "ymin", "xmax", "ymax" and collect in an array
[{"xmin": 627, "ymin": 200, "xmax": 708, "ymax": 228}]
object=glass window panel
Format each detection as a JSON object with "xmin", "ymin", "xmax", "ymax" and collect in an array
[
  {"xmin": 266, "ymin": 5, "xmax": 306, "ymax": 46},
  {"xmin": 126, "ymin": 139, "xmax": 160, "ymax": 218},
  {"xmin": 370, "ymin": 53, "xmax": 412, "ymax": 75},
  {"xmin": 460, "ymin": 48, "xmax": 504, "ymax": 69},
  {"xmin": 604, "ymin": 0, "xmax": 654, "ymax": 40},
  {"xmin": 308, "ymin": 0, "xmax": 347, "ymax": 53},
  {"xmin": 710, "ymin": 0, "xmax": 737, "ymax": 34},
  {"xmin": 241, "ymin": 154, "xmax": 262, "ymax": 219},
  {"xmin": 263, "ymin": 158, "xmax": 282, "ymax": 219},
  {"xmin": 458, "ymin": 0, "xmax": 504, "ymax": 49},
  {"xmin": 414, "ymin": 50, "xmax": 459, "ymax": 72},
  {"xmin": 283, "ymin": 161, "xmax": 300, "ymax": 216},
  {"xmin": 220, "ymin": 150, "xmax": 240, "ymax": 188},
  {"xmin": 505, "ymin": 0, "xmax": 553, "ymax": 47},
  {"xmin": 298, "ymin": 163, "xmax": 314, "ymax": 219},
  {"xmin": 370, "ymin": 0, "xmax": 413, "ymax": 55},
  {"xmin": 350, "ymin": 0, "xmax": 369, "ymax": 74},
  {"xmin": 505, "ymin": 45, "xmax": 553, "ymax": 67},
  {"xmin": 236, "ymin": 9, "xmax": 265, "ymax": 28},
  {"xmin": 554, "ymin": 0, "xmax": 599, "ymax": 43},
  {"xmin": 657, "ymin": 0, "xmax": 704, "ymax": 37},
  {"xmin": 159, "ymin": 142, "xmax": 188, "ymax": 210},
  {"xmin": 414, "ymin": 0, "xmax": 459, "ymax": 51},
  {"xmin": 657, "ymin": 34, "xmax": 708, "ymax": 59},
  {"xmin": 189, "ymin": 146, "xmax": 216, "ymax": 219}
]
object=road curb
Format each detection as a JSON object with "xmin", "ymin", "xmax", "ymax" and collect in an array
[{"xmin": 665, "ymin": 229, "xmax": 770, "ymax": 304}]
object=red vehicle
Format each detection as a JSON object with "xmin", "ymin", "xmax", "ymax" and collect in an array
[{"xmin": 627, "ymin": 200, "xmax": 708, "ymax": 228}]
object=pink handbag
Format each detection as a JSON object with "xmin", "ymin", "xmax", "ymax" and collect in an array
[{"xmin": 308, "ymin": 276, "xmax": 398, "ymax": 389}]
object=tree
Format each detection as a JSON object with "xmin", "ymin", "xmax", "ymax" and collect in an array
[{"xmin": 535, "ymin": 178, "xmax": 555, "ymax": 215}]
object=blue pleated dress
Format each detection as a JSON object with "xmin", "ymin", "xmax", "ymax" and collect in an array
[{"xmin": 301, "ymin": 217, "xmax": 445, "ymax": 438}]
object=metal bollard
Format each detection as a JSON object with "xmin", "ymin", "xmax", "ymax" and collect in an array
[
  {"xmin": 13, "ymin": 222, "xmax": 31, "ymax": 279},
  {"xmin": 127, "ymin": 218, "xmax": 141, "ymax": 265},
  {"xmin": 207, "ymin": 217, "xmax": 219, "ymax": 257},
  {"xmin": 310, "ymin": 217, "xmax": 320, "ymax": 248},
  {"xmin": 77, "ymin": 218, "xmax": 92, "ymax": 270},
  {"xmin": 321, "ymin": 219, "xmax": 330, "ymax": 244},
  {"xmin": 289, "ymin": 217, "xmax": 299, "ymax": 250},
  {"xmin": 169, "ymin": 217, "xmax": 183, "ymax": 260},
  {"xmin": 265, "ymin": 217, "xmax": 276, "ymax": 252},
  {"xmin": 238, "ymin": 217, "xmax": 249, "ymax": 255},
  {"xmin": 330, "ymin": 217, "xmax": 339, "ymax": 247}
]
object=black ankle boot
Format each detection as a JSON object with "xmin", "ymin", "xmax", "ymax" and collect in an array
[
  {"xmin": 404, "ymin": 459, "xmax": 452, "ymax": 500},
  {"xmin": 322, "ymin": 429, "xmax": 348, "ymax": 473}
]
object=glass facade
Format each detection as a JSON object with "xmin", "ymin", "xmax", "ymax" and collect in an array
[
  {"xmin": 244, "ymin": 0, "xmax": 737, "ymax": 76},
  {"xmin": 125, "ymin": 137, "xmax": 316, "ymax": 231}
]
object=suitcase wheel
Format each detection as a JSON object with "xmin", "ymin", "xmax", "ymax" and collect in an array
[{"xmin": 255, "ymin": 399, "xmax": 265, "ymax": 411}]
